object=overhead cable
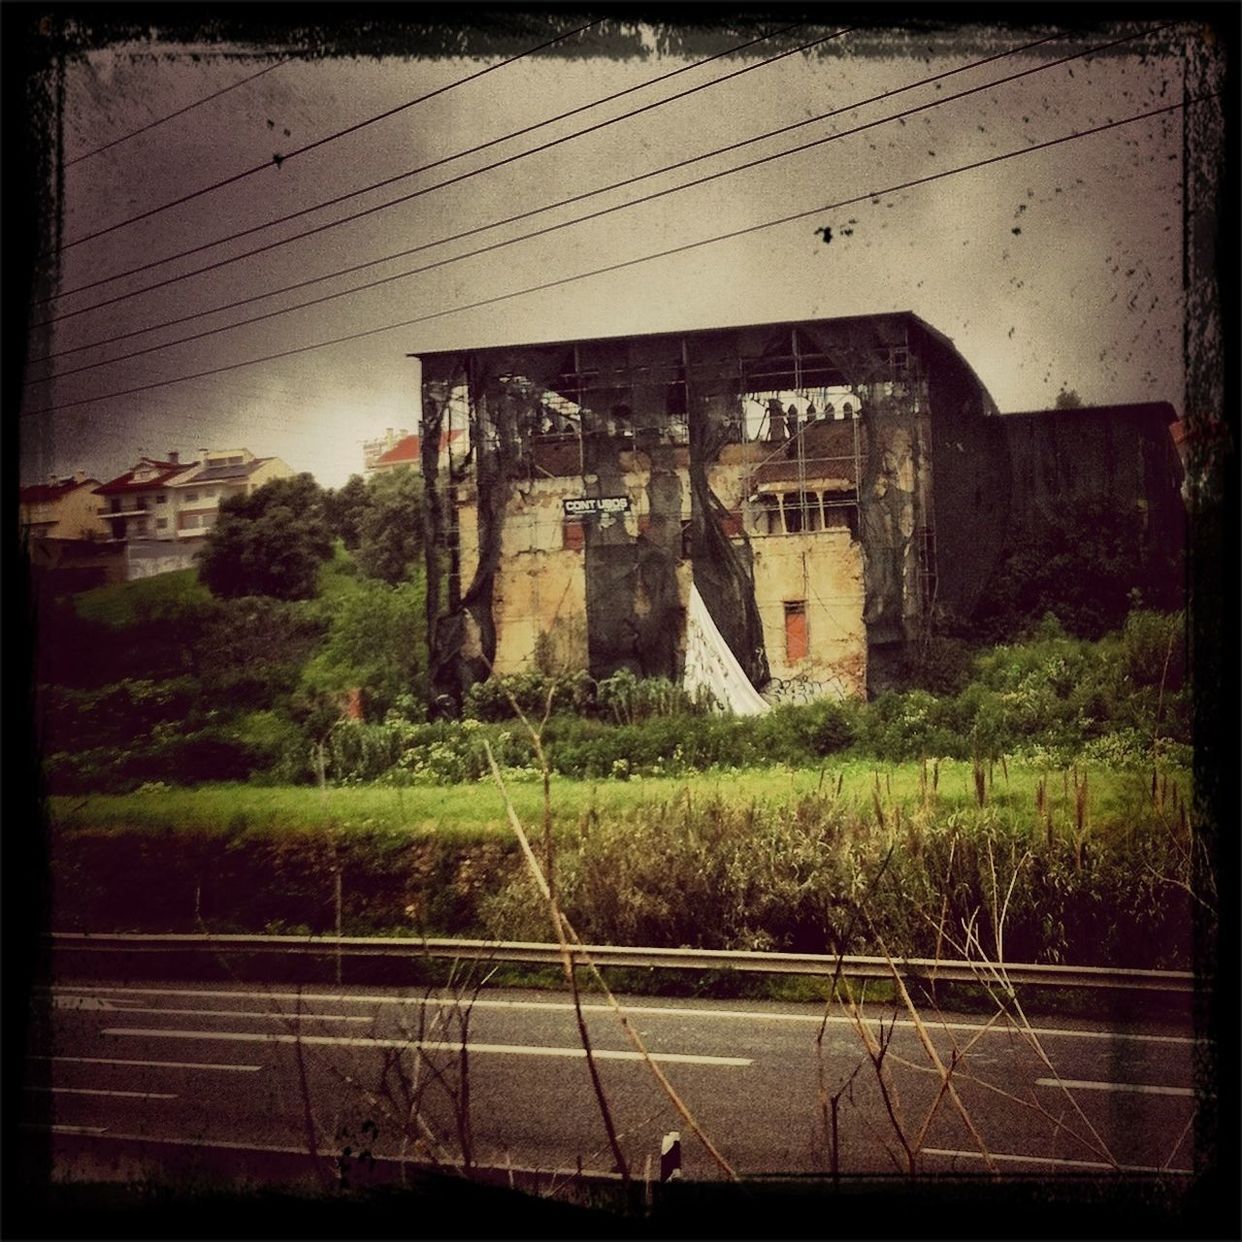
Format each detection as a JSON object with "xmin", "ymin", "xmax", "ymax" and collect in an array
[
  {"xmin": 29, "ymin": 27, "xmax": 1162, "ymax": 381},
  {"xmin": 65, "ymin": 57, "xmax": 293, "ymax": 167},
  {"xmin": 24, "ymin": 96, "xmax": 1205, "ymax": 417},
  {"xmin": 48, "ymin": 16, "xmax": 605, "ymax": 254},
  {"xmin": 36, "ymin": 24, "xmax": 837, "ymax": 313},
  {"xmin": 33, "ymin": 26, "xmax": 1053, "ymax": 346}
]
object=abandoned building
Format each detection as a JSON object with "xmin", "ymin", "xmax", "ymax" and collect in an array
[{"xmin": 414, "ymin": 312, "xmax": 1184, "ymax": 710}]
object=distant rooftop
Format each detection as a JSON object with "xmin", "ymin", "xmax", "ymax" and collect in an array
[
  {"xmin": 177, "ymin": 457, "xmax": 272, "ymax": 485},
  {"xmin": 20, "ymin": 476, "xmax": 99, "ymax": 504}
]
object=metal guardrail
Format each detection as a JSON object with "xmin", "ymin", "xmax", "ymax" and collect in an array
[{"xmin": 49, "ymin": 932, "xmax": 1196, "ymax": 994}]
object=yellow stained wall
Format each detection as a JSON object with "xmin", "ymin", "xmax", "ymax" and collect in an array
[
  {"xmin": 459, "ymin": 458, "xmax": 865, "ymax": 699},
  {"xmin": 22, "ymin": 484, "xmax": 111, "ymax": 539},
  {"xmin": 750, "ymin": 529, "xmax": 866, "ymax": 698},
  {"xmin": 457, "ymin": 479, "xmax": 589, "ymax": 676}
]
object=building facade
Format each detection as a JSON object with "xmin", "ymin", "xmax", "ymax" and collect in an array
[
  {"xmin": 414, "ymin": 313, "xmax": 1184, "ymax": 708},
  {"xmin": 367, "ymin": 428, "xmax": 462, "ymax": 476},
  {"xmin": 165, "ymin": 448, "xmax": 293, "ymax": 539},
  {"xmin": 93, "ymin": 448, "xmax": 294, "ymax": 580},
  {"xmin": 19, "ymin": 473, "xmax": 109, "ymax": 540}
]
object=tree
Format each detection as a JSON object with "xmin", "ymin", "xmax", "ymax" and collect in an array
[
  {"xmin": 356, "ymin": 467, "xmax": 424, "ymax": 585},
  {"xmin": 300, "ymin": 574, "xmax": 427, "ymax": 719},
  {"xmin": 1054, "ymin": 387, "xmax": 1084, "ymax": 409},
  {"xmin": 199, "ymin": 474, "xmax": 333, "ymax": 601},
  {"xmin": 323, "ymin": 474, "xmax": 370, "ymax": 550}
]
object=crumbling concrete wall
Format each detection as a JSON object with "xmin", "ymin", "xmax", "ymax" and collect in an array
[
  {"xmin": 461, "ymin": 476, "xmax": 590, "ymax": 676},
  {"xmin": 750, "ymin": 530, "xmax": 866, "ymax": 699},
  {"xmin": 419, "ymin": 313, "xmax": 1009, "ymax": 708}
]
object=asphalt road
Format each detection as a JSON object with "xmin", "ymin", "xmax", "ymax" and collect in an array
[{"xmin": 23, "ymin": 979, "xmax": 1199, "ymax": 1185}]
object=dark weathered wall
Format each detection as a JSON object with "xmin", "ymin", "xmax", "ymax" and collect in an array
[
  {"xmin": 421, "ymin": 316, "xmax": 1182, "ymax": 704},
  {"xmin": 999, "ymin": 404, "xmax": 1184, "ymax": 537},
  {"xmin": 920, "ymin": 326, "xmax": 1011, "ymax": 627}
]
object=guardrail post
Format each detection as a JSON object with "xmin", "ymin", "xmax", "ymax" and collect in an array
[
  {"xmin": 334, "ymin": 869, "xmax": 343, "ymax": 985},
  {"xmin": 660, "ymin": 1130, "xmax": 681, "ymax": 1182}
]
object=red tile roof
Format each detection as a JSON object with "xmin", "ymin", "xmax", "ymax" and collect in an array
[
  {"xmin": 374, "ymin": 430, "xmax": 461, "ymax": 467},
  {"xmin": 95, "ymin": 458, "xmax": 185, "ymax": 495},
  {"xmin": 19, "ymin": 478, "xmax": 99, "ymax": 504}
]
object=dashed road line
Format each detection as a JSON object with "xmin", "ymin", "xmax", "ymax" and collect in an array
[
  {"xmin": 100, "ymin": 1026, "xmax": 752, "ymax": 1066},
  {"xmin": 29, "ymin": 1055, "xmax": 263, "ymax": 1073},
  {"xmin": 1036, "ymin": 1077, "xmax": 1196, "ymax": 1097},
  {"xmin": 54, "ymin": 985, "xmax": 1197, "ymax": 1046},
  {"xmin": 22, "ymin": 1123, "xmax": 110, "ymax": 1136},
  {"xmin": 922, "ymin": 1146, "xmax": 1193, "ymax": 1175},
  {"xmin": 25, "ymin": 1086, "xmax": 178, "ymax": 1100}
]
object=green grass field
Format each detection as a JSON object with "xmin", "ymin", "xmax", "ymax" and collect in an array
[{"xmin": 50, "ymin": 756, "xmax": 1186, "ymax": 842}]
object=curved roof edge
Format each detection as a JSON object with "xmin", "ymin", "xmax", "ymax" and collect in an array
[{"xmin": 904, "ymin": 312, "xmax": 1000, "ymax": 417}]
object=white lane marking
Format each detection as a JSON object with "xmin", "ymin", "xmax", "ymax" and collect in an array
[
  {"xmin": 52, "ymin": 996, "xmax": 137, "ymax": 1010},
  {"xmin": 29, "ymin": 1055, "xmax": 263, "ymax": 1073},
  {"xmin": 59, "ymin": 984, "xmax": 1198, "ymax": 1046},
  {"xmin": 22, "ymin": 1123, "xmax": 110, "ymax": 1136},
  {"xmin": 101, "ymin": 1027, "xmax": 751, "ymax": 1067},
  {"xmin": 90, "ymin": 1003, "xmax": 370, "ymax": 1023},
  {"xmin": 25, "ymin": 1086, "xmax": 178, "ymax": 1100},
  {"xmin": 922, "ymin": 1147, "xmax": 1193, "ymax": 1175},
  {"xmin": 1036, "ymin": 1077, "xmax": 1196, "ymax": 1097}
]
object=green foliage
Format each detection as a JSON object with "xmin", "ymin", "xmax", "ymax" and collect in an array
[
  {"xmin": 463, "ymin": 668, "xmax": 712, "ymax": 724},
  {"xmin": 974, "ymin": 498, "xmax": 1181, "ymax": 642},
  {"xmin": 322, "ymin": 474, "xmax": 370, "ymax": 550},
  {"xmin": 44, "ymin": 723, "xmax": 286, "ymax": 794},
  {"xmin": 199, "ymin": 474, "xmax": 334, "ymax": 601},
  {"xmin": 852, "ymin": 611, "xmax": 1188, "ymax": 765},
  {"xmin": 464, "ymin": 670, "xmax": 597, "ymax": 722},
  {"xmin": 74, "ymin": 569, "xmax": 212, "ymax": 628},
  {"xmin": 354, "ymin": 467, "xmax": 425, "ymax": 585},
  {"xmin": 39, "ymin": 572, "xmax": 219, "ymax": 688},
  {"xmin": 480, "ymin": 789, "xmax": 1194, "ymax": 968},
  {"xmin": 301, "ymin": 573, "xmax": 428, "ymax": 720}
]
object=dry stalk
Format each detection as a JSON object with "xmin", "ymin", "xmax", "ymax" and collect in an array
[
  {"xmin": 483, "ymin": 741, "xmax": 738, "ymax": 1181},
  {"xmin": 865, "ymin": 921, "xmax": 998, "ymax": 1175},
  {"xmin": 193, "ymin": 910, "xmax": 480, "ymax": 1177},
  {"xmin": 839, "ymin": 986, "xmax": 916, "ymax": 1174},
  {"xmin": 884, "ymin": 1050, "xmax": 1115, "ymax": 1164},
  {"xmin": 933, "ymin": 906, "xmax": 1121, "ymax": 1170},
  {"xmin": 813, "ymin": 844, "xmax": 895, "ymax": 1173}
]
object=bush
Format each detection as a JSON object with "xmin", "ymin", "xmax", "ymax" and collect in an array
[{"xmin": 479, "ymin": 792, "xmax": 1194, "ymax": 968}]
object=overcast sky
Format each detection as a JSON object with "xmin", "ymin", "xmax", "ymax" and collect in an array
[{"xmin": 19, "ymin": 16, "xmax": 1190, "ymax": 488}]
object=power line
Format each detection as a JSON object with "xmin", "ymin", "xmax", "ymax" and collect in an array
[
  {"xmin": 48, "ymin": 16, "xmax": 605, "ymax": 255},
  {"xmin": 28, "ymin": 27, "xmax": 1158, "ymax": 382},
  {"xmin": 65, "ymin": 57, "xmax": 293, "ymax": 167},
  {"xmin": 35, "ymin": 24, "xmax": 836, "ymax": 318},
  {"xmin": 43, "ymin": 23, "xmax": 808, "ymax": 305},
  {"xmin": 24, "ymin": 96, "xmax": 1203, "ymax": 418},
  {"xmin": 33, "ymin": 29, "xmax": 1062, "ymax": 358}
]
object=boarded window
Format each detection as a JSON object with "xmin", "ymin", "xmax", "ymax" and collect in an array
[
  {"xmin": 562, "ymin": 519, "xmax": 585, "ymax": 551},
  {"xmin": 784, "ymin": 601, "xmax": 808, "ymax": 662}
]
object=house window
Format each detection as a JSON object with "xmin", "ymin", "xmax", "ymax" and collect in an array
[
  {"xmin": 155, "ymin": 517, "xmax": 168, "ymax": 530},
  {"xmin": 784, "ymin": 602, "xmax": 808, "ymax": 662},
  {"xmin": 186, "ymin": 491, "xmax": 198, "ymax": 502},
  {"xmin": 183, "ymin": 514, "xmax": 200, "ymax": 530},
  {"xmin": 156, "ymin": 493, "xmax": 167, "ymax": 504}
]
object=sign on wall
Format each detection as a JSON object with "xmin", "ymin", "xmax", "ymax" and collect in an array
[{"xmin": 562, "ymin": 496, "xmax": 631, "ymax": 517}]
